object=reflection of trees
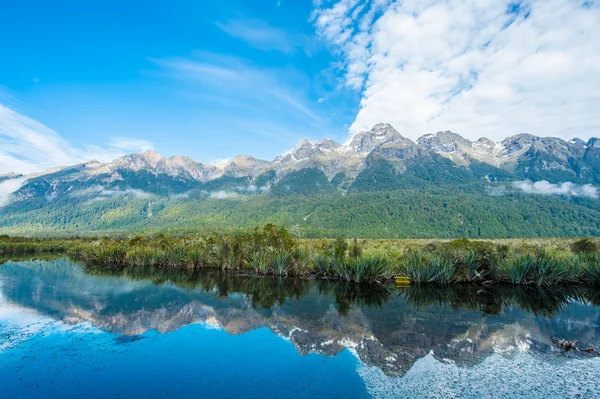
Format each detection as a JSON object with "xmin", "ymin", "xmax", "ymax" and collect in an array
[
  {"xmin": 82, "ymin": 264, "xmax": 600, "ymax": 317},
  {"xmin": 83, "ymin": 264, "xmax": 311, "ymax": 309},
  {"xmin": 401, "ymin": 284, "xmax": 595, "ymax": 318},
  {"xmin": 316, "ymin": 280, "xmax": 394, "ymax": 315}
]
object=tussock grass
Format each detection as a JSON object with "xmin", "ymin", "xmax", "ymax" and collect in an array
[{"xmin": 2, "ymin": 228, "xmax": 599, "ymax": 285}]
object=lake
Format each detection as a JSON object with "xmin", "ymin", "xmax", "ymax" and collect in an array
[{"xmin": 1, "ymin": 258, "xmax": 600, "ymax": 398}]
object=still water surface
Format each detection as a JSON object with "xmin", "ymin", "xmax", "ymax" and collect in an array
[{"xmin": 1, "ymin": 258, "xmax": 600, "ymax": 398}]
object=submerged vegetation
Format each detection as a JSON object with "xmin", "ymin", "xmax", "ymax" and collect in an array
[{"xmin": 1, "ymin": 227, "xmax": 599, "ymax": 286}]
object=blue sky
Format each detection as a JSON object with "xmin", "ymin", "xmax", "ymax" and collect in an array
[
  {"xmin": 0, "ymin": 0, "xmax": 358, "ymax": 168},
  {"xmin": 1, "ymin": 0, "xmax": 599, "ymax": 174}
]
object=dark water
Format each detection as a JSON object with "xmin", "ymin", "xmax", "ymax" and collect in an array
[{"xmin": 1, "ymin": 259, "xmax": 600, "ymax": 398}]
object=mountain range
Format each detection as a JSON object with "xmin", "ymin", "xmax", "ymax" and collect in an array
[{"xmin": 1, "ymin": 123, "xmax": 600, "ymax": 237}]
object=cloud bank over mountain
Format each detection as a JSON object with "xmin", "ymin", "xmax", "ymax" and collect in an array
[
  {"xmin": 0, "ymin": 178, "xmax": 25, "ymax": 207},
  {"xmin": 313, "ymin": 0, "xmax": 600, "ymax": 141},
  {"xmin": 513, "ymin": 180, "xmax": 599, "ymax": 199}
]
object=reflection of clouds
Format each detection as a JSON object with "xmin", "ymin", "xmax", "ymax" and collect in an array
[
  {"xmin": 0, "ymin": 285, "xmax": 105, "ymax": 352},
  {"xmin": 358, "ymin": 352, "xmax": 600, "ymax": 399},
  {"xmin": 480, "ymin": 324, "xmax": 534, "ymax": 355},
  {"xmin": 0, "ymin": 288, "xmax": 56, "ymax": 352}
]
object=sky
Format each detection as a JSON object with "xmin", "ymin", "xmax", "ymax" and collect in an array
[{"xmin": 1, "ymin": 0, "xmax": 599, "ymax": 174}]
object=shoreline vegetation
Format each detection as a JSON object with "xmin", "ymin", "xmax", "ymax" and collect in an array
[{"xmin": 1, "ymin": 225, "xmax": 600, "ymax": 286}]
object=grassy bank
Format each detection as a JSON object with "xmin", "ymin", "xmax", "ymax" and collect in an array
[{"xmin": 1, "ymin": 226, "xmax": 599, "ymax": 286}]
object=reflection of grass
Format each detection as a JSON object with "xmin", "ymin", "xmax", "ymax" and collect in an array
[
  {"xmin": 316, "ymin": 280, "xmax": 394, "ymax": 315},
  {"xmin": 401, "ymin": 284, "xmax": 596, "ymax": 318},
  {"xmin": 0, "ymin": 253, "xmax": 63, "ymax": 266},
  {"xmin": 83, "ymin": 264, "xmax": 311, "ymax": 309},
  {"xmin": 2, "ymin": 229, "xmax": 600, "ymax": 285},
  {"xmin": 82, "ymin": 263, "xmax": 599, "ymax": 317}
]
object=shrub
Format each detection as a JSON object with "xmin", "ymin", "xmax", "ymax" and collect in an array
[
  {"xmin": 571, "ymin": 238, "xmax": 599, "ymax": 254},
  {"xmin": 333, "ymin": 236, "xmax": 348, "ymax": 260},
  {"xmin": 313, "ymin": 254, "xmax": 331, "ymax": 274},
  {"xmin": 272, "ymin": 250, "xmax": 293, "ymax": 276},
  {"xmin": 249, "ymin": 250, "xmax": 271, "ymax": 274},
  {"xmin": 503, "ymin": 253, "xmax": 569, "ymax": 286},
  {"xmin": 401, "ymin": 251, "xmax": 457, "ymax": 284},
  {"xmin": 349, "ymin": 238, "xmax": 363, "ymax": 259}
]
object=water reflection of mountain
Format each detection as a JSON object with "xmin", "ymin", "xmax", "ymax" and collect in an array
[{"xmin": 1, "ymin": 258, "xmax": 599, "ymax": 377}]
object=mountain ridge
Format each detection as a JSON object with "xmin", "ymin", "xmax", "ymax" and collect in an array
[{"xmin": 3, "ymin": 123, "xmax": 597, "ymax": 185}]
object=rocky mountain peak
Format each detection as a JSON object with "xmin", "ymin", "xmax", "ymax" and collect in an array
[
  {"xmin": 0, "ymin": 172, "xmax": 22, "ymax": 179},
  {"xmin": 224, "ymin": 155, "xmax": 270, "ymax": 178},
  {"xmin": 417, "ymin": 131, "xmax": 472, "ymax": 153},
  {"xmin": 349, "ymin": 124, "xmax": 406, "ymax": 154},
  {"xmin": 120, "ymin": 150, "xmax": 166, "ymax": 168},
  {"xmin": 501, "ymin": 133, "xmax": 538, "ymax": 156},
  {"xmin": 588, "ymin": 138, "xmax": 600, "ymax": 148},
  {"xmin": 275, "ymin": 138, "xmax": 344, "ymax": 165},
  {"xmin": 471, "ymin": 137, "xmax": 503, "ymax": 159},
  {"xmin": 169, "ymin": 154, "xmax": 194, "ymax": 163},
  {"xmin": 316, "ymin": 138, "xmax": 342, "ymax": 151},
  {"xmin": 569, "ymin": 138, "xmax": 587, "ymax": 147},
  {"xmin": 83, "ymin": 151, "xmax": 220, "ymax": 182}
]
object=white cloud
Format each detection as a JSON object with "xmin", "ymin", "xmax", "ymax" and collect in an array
[
  {"xmin": 209, "ymin": 191, "xmax": 240, "ymax": 199},
  {"xmin": 71, "ymin": 185, "xmax": 152, "ymax": 201},
  {"xmin": 313, "ymin": 0, "xmax": 600, "ymax": 141},
  {"xmin": 236, "ymin": 184, "xmax": 259, "ymax": 192},
  {"xmin": 216, "ymin": 18, "xmax": 314, "ymax": 54},
  {"xmin": 0, "ymin": 178, "xmax": 26, "ymax": 206},
  {"xmin": 513, "ymin": 180, "xmax": 598, "ymax": 199},
  {"xmin": 108, "ymin": 138, "xmax": 154, "ymax": 153},
  {"xmin": 0, "ymin": 104, "xmax": 155, "ymax": 174}
]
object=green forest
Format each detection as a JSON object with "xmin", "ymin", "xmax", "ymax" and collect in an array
[{"xmin": 1, "ymin": 186, "xmax": 599, "ymax": 238}]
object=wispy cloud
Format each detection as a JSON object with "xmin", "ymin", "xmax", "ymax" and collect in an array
[
  {"xmin": 313, "ymin": 0, "xmax": 600, "ymax": 141},
  {"xmin": 209, "ymin": 190, "xmax": 240, "ymax": 200},
  {"xmin": 217, "ymin": 18, "xmax": 295, "ymax": 54},
  {"xmin": 0, "ymin": 104, "xmax": 155, "ymax": 174},
  {"xmin": 108, "ymin": 138, "xmax": 154, "ymax": 153},
  {"xmin": 513, "ymin": 180, "xmax": 598, "ymax": 199},
  {"xmin": 154, "ymin": 53, "xmax": 324, "ymax": 126},
  {"xmin": 216, "ymin": 18, "xmax": 317, "ymax": 55}
]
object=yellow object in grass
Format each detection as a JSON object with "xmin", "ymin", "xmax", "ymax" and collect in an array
[{"xmin": 394, "ymin": 276, "xmax": 411, "ymax": 286}]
